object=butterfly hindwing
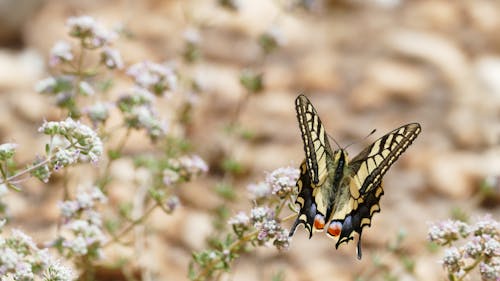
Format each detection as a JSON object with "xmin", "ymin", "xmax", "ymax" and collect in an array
[{"xmin": 289, "ymin": 161, "xmax": 316, "ymax": 238}]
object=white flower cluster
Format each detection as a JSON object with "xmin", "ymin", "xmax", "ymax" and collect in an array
[
  {"xmin": 127, "ymin": 61, "xmax": 177, "ymax": 96},
  {"xmin": 164, "ymin": 155, "xmax": 208, "ymax": 184},
  {"xmin": 117, "ymin": 87, "xmax": 167, "ymax": 141},
  {"xmin": 39, "ymin": 117, "xmax": 103, "ymax": 166},
  {"xmin": 66, "ymin": 16, "xmax": 118, "ymax": 48},
  {"xmin": 266, "ymin": 166, "xmax": 299, "ymax": 198},
  {"xmin": 0, "ymin": 229, "xmax": 74, "ymax": 280},
  {"xmin": 0, "ymin": 143, "xmax": 17, "ymax": 161},
  {"xmin": 428, "ymin": 215, "xmax": 499, "ymax": 281},
  {"xmin": 56, "ymin": 186, "xmax": 107, "ymax": 259},
  {"xmin": 227, "ymin": 206, "xmax": 290, "ymax": 251}
]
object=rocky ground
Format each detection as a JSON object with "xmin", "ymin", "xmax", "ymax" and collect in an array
[{"xmin": 0, "ymin": 0, "xmax": 499, "ymax": 280}]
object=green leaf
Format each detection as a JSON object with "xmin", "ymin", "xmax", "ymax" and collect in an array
[
  {"xmin": 271, "ymin": 270, "xmax": 285, "ymax": 281},
  {"xmin": 239, "ymin": 69, "xmax": 263, "ymax": 93},
  {"xmin": 108, "ymin": 149, "xmax": 122, "ymax": 160},
  {"xmin": 221, "ymin": 158, "xmax": 243, "ymax": 175},
  {"xmin": 215, "ymin": 183, "xmax": 236, "ymax": 201}
]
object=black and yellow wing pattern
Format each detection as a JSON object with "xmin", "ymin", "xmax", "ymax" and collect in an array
[{"xmin": 289, "ymin": 94, "xmax": 421, "ymax": 259}]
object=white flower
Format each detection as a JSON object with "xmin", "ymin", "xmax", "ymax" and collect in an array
[
  {"xmin": 65, "ymin": 236, "xmax": 88, "ymax": 255},
  {"xmin": 50, "ymin": 41, "xmax": 73, "ymax": 66},
  {"xmin": 43, "ymin": 261, "xmax": 75, "ymax": 281},
  {"xmin": 35, "ymin": 77, "xmax": 57, "ymax": 94},
  {"xmin": 101, "ymin": 47, "xmax": 123, "ymax": 69},
  {"xmin": 247, "ymin": 182, "xmax": 271, "ymax": 200},
  {"xmin": 250, "ymin": 207, "xmax": 270, "ymax": 223},
  {"xmin": 79, "ymin": 81, "xmax": 95, "ymax": 96},
  {"xmin": 228, "ymin": 212, "xmax": 250, "ymax": 227}
]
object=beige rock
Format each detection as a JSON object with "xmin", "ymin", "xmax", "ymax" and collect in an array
[
  {"xmin": 385, "ymin": 29, "xmax": 474, "ymax": 98},
  {"xmin": 427, "ymin": 150, "xmax": 500, "ymax": 199},
  {"xmin": 365, "ymin": 60, "xmax": 428, "ymax": 101},
  {"xmin": 406, "ymin": 0, "xmax": 462, "ymax": 30},
  {"xmin": 295, "ymin": 51, "xmax": 342, "ymax": 92},
  {"xmin": 178, "ymin": 178, "xmax": 222, "ymax": 209},
  {"xmin": 474, "ymin": 55, "xmax": 500, "ymax": 101},
  {"xmin": 466, "ymin": 1, "xmax": 500, "ymax": 33},
  {"xmin": 0, "ymin": 49, "xmax": 44, "ymax": 90},
  {"xmin": 414, "ymin": 254, "xmax": 445, "ymax": 281},
  {"xmin": 10, "ymin": 91, "xmax": 48, "ymax": 122},
  {"xmin": 180, "ymin": 209, "xmax": 213, "ymax": 251}
]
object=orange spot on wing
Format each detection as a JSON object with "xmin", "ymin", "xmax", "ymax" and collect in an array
[
  {"xmin": 314, "ymin": 214, "xmax": 325, "ymax": 229},
  {"xmin": 327, "ymin": 222, "xmax": 342, "ymax": 237}
]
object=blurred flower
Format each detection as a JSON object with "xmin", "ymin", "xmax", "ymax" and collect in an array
[
  {"xmin": 117, "ymin": 87, "xmax": 156, "ymax": 111},
  {"xmin": 273, "ymin": 229, "xmax": 291, "ymax": 251},
  {"xmin": 127, "ymin": 61, "xmax": 177, "ymax": 95},
  {"xmin": 78, "ymin": 81, "xmax": 95, "ymax": 96},
  {"xmin": 43, "ymin": 261, "xmax": 75, "ymax": 281},
  {"xmin": 464, "ymin": 236, "xmax": 483, "ymax": 259},
  {"xmin": 165, "ymin": 196, "xmax": 180, "ymax": 213},
  {"xmin": 67, "ymin": 16, "xmax": 117, "ymax": 48},
  {"xmin": 0, "ymin": 143, "xmax": 17, "ymax": 161},
  {"xmin": 50, "ymin": 40, "xmax": 73, "ymax": 66},
  {"xmin": 228, "ymin": 211, "xmax": 250, "ymax": 228},
  {"xmin": 35, "ymin": 77, "xmax": 57, "ymax": 94},
  {"xmin": 101, "ymin": 47, "xmax": 123, "ymax": 69},
  {"xmin": 473, "ymin": 215, "xmax": 499, "ymax": 237},
  {"xmin": 428, "ymin": 219, "xmax": 470, "ymax": 245},
  {"xmin": 250, "ymin": 206, "xmax": 271, "ymax": 223},
  {"xmin": 39, "ymin": 117, "xmax": 103, "ymax": 167},
  {"xmin": 483, "ymin": 235, "xmax": 500, "ymax": 257},
  {"xmin": 183, "ymin": 27, "xmax": 201, "ymax": 44},
  {"xmin": 0, "ymin": 184, "xmax": 8, "ymax": 197},
  {"xmin": 257, "ymin": 218, "xmax": 280, "ymax": 241},
  {"xmin": 117, "ymin": 87, "xmax": 166, "ymax": 141},
  {"xmin": 266, "ymin": 166, "xmax": 299, "ymax": 198},
  {"xmin": 442, "ymin": 247, "xmax": 463, "ymax": 273},
  {"xmin": 430, "ymin": 215, "xmax": 500, "ymax": 281},
  {"xmin": 85, "ymin": 102, "xmax": 111, "ymax": 125},
  {"xmin": 55, "ymin": 186, "xmax": 107, "ymax": 260},
  {"xmin": 168, "ymin": 155, "xmax": 208, "ymax": 181},
  {"xmin": 163, "ymin": 168, "xmax": 180, "ymax": 186},
  {"xmin": 0, "ymin": 229, "xmax": 74, "ymax": 280},
  {"xmin": 479, "ymin": 259, "xmax": 499, "ymax": 281},
  {"xmin": 247, "ymin": 182, "xmax": 271, "ymax": 201}
]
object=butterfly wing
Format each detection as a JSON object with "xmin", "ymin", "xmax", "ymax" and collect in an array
[
  {"xmin": 330, "ymin": 123, "xmax": 421, "ymax": 259},
  {"xmin": 290, "ymin": 95, "xmax": 336, "ymax": 237},
  {"xmin": 295, "ymin": 94, "xmax": 333, "ymax": 186}
]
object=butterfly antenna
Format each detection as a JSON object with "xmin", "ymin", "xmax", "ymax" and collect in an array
[
  {"xmin": 344, "ymin": 128, "xmax": 377, "ymax": 150},
  {"xmin": 326, "ymin": 133, "xmax": 342, "ymax": 150}
]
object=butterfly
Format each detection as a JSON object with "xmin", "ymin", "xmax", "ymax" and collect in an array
[{"xmin": 289, "ymin": 94, "xmax": 421, "ymax": 259}]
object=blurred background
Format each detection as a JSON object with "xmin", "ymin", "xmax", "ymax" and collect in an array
[{"xmin": 0, "ymin": 0, "xmax": 499, "ymax": 280}]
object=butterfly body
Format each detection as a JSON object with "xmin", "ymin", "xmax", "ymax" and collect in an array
[{"xmin": 290, "ymin": 94, "xmax": 421, "ymax": 259}]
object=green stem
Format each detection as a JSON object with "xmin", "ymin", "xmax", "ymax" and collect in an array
[
  {"xmin": 194, "ymin": 230, "xmax": 259, "ymax": 281},
  {"xmin": 103, "ymin": 202, "xmax": 159, "ymax": 248},
  {"xmin": 457, "ymin": 256, "xmax": 483, "ymax": 281},
  {"xmin": 0, "ymin": 158, "xmax": 51, "ymax": 185},
  {"xmin": 99, "ymin": 128, "xmax": 131, "ymax": 189}
]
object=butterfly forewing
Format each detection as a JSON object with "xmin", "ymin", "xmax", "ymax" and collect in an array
[
  {"xmin": 349, "ymin": 123, "xmax": 421, "ymax": 195},
  {"xmin": 295, "ymin": 95, "xmax": 333, "ymax": 186}
]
